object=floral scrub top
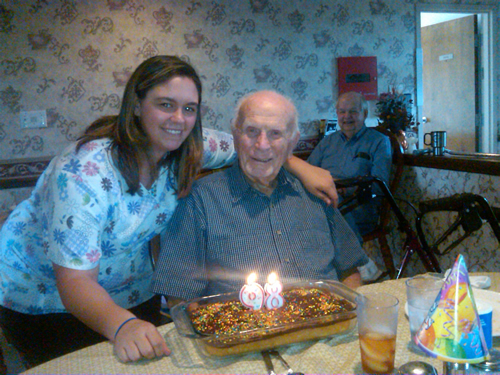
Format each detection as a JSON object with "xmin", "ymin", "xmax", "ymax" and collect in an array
[{"xmin": 0, "ymin": 128, "xmax": 235, "ymax": 314}]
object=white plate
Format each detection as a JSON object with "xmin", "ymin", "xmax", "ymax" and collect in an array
[{"xmin": 404, "ymin": 288, "xmax": 500, "ymax": 337}]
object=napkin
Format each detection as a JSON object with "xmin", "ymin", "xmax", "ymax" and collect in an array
[
  {"xmin": 443, "ymin": 269, "xmax": 491, "ymax": 289},
  {"xmin": 414, "ymin": 254, "xmax": 489, "ymax": 364}
]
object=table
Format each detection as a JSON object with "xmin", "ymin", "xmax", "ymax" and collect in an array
[{"xmin": 22, "ymin": 273, "xmax": 500, "ymax": 374}]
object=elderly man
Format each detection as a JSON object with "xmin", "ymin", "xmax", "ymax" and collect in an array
[
  {"xmin": 152, "ymin": 91, "xmax": 368, "ymax": 302},
  {"xmin": 308, "ymin": 91, "xmax": 392, "ymax": 281}
]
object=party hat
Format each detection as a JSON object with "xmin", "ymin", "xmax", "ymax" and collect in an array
[{"xmin": 414, "ymin": 254, "xmax": 489, "ymax": 364}]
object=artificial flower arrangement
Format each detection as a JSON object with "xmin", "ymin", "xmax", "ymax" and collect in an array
[{"xmin": 375, "ymin": 89, "xmax": 418, "ymax": 134}]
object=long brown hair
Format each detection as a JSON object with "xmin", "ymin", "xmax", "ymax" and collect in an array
[{"xmin": 77, "ymin": 56, "xmax": 204, "ymax": 197}]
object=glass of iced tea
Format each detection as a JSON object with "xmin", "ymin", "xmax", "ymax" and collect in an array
[{"xmin": 356, "ymin": 292, "xmax": 399, "ymax": 374}]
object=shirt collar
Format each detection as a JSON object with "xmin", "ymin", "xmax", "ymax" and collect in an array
[
  {"xmin": 228, "ymin": 160, "xmax": 295, "ymax": 202},
  {"xmin": 341, "ymin": 124, "xmax": 368, "ymax": 142}
]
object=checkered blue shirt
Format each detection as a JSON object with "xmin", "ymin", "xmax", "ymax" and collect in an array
[
  {"xmin": 152, "ymin": 162, "xmax": 368, "ymax": 300},
  {"xmin": 307, "ymin": 125, "xmax": 392, "ymax": 234}
]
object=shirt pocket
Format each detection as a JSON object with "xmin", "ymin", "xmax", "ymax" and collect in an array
[{"xmin": 352, "ymin": 157, "xmax": 372, "ymax": 176}]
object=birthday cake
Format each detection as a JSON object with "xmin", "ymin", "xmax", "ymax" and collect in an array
[{"xmin": 171, "ymin": 280, "xmax": 358, "ymax": 356}]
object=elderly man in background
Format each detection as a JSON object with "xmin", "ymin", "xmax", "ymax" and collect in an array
[
  {"xmin": 152, "ymin": 90, "xmax": 368, "ymax": 303},
  {"xmin": 308, "ymin": 91, "xmax": 392, "ymax": 282}
]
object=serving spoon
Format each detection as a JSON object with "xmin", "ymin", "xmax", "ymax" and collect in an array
[
  {"xmin": 261, "ymin": 349, "xmax": 304, "ymax": 375},
  {"xmin": 397, "ymin": 360, "xmax": 438, "ymax": 374}
]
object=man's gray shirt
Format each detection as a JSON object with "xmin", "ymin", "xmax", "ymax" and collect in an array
[{"xmin": 152, "ymin": 162, "xmax": 368, "ymax": 300}]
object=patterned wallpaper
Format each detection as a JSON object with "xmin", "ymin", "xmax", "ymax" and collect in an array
[
  {"xmin": 2, "ymin": 0, "xmax": 497, "ymax": 161},
  {"xmin": 1, "ymin": 0, "xmax": 499, "ymax": 275}
]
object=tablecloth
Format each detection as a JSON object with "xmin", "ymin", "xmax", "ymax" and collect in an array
[{"xmin": 22, "ymin": 273, "xmax": 500, "ymax": 374}]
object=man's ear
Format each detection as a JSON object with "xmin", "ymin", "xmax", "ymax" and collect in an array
[
  {"xmin": 287, "ymin": 131, "xmax": 300, "ymax": 156},
  {"xmin": 292, "ymin": 131, "xmax": 300, "ymax": 147}
]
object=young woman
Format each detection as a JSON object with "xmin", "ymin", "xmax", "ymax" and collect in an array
[{"xmin": 0, "ymin": 56, "xmax": 337, "ymax": 367}]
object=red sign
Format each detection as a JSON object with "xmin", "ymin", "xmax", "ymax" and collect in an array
[{"xmin": 337, "ymin": 56, "xmax": 378, "ymax": 100}]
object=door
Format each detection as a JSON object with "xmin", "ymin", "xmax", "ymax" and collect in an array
[{"xmin": 421, "ymin": 15, "xmax": 478, "ymax": 153}]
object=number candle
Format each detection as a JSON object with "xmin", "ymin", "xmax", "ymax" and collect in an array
[
  {"xmin": 264, "ymin": 272, "xmax": 284, "ymax": 309},
  {"xmin": 239, "ymin": 272, "xmax": 264, "ymax": 310}
]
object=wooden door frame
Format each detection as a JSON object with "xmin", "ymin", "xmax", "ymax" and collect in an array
[{"xmin": 415, "ymin": 3, "xmax": 499, "ymax": 154}]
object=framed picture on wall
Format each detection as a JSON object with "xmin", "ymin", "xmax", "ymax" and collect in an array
[{"xmin": 325, "ymin": 119, "xmax": 338, "ymax": 136}]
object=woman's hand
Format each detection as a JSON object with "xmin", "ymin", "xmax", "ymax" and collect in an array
[
  {"xmin": 53, "ymin": 263, "xmax": 170, "ymax": 362},
  {"xmin": 285, "ymin": 156, "xmax": 338, "ymax": 207},
  {"xmin": 114, "ymin": 317, "xmax": 170, "ymax": 362}
]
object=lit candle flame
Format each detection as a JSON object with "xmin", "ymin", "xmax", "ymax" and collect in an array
[
  {"xmin": 247, "ymin": 272, "xmax": 257, "ymax": 284},
  {"xmin": 267, "ymin": 272, "xmax": 278, "ymax": 284}
]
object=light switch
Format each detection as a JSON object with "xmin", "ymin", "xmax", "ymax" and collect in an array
[{"xmin": 20, "ymin": 110, "xmax": 47, "ymax": 129}]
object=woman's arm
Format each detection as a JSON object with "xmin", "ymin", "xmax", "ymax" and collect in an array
[
  {"xmin": 201, "ymin": 128, "xmax": 237, "ymax": 170},
  {"xmin": 53, "ymin": 264, "xmax": 170, "ymax": 362},
  {"xmin": 285, "ymin": 155, "xmax": 338, "ymax": 207}
]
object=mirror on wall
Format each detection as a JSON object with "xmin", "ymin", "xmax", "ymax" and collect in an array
[{"xmin": 415, "ymin": 3, "xmax": 499, "ymax": 155}]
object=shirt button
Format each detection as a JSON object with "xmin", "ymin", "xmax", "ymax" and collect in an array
[{"xmin": 276, "ymin": 230, "xmax": 282, "ymax": 235}]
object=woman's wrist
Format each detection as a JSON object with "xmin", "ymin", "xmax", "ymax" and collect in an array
[{"xmin": 114, "ymin": 317, "xmax": 137, "ymax": 341}]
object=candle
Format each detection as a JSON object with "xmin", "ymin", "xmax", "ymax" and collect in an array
[
  {"xmin": 239, "ymin": 272, "xmax": 264, "ymax": 310},
  {"xmin": 264, "ymin": 272, "xmax": 284, "ymax": 309}
]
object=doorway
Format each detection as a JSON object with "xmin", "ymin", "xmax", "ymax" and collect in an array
[
  {"xmin": 421, "ymin": 14, "xmax": 477, "ymax": 153},
  {"xmin": 415, "ymin": 4, "xmax": 498, "ymax": 154}
]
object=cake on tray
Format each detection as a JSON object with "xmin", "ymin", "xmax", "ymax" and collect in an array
[{"xmin": 170, "ymin": 280, "xmax": 359, "ymax": 356}]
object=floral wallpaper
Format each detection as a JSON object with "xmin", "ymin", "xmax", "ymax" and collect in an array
[{"xmin": 1, "ymin": 0, "xmax": 499, "ymax": 275}]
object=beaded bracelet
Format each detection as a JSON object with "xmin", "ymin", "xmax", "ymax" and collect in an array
[{"xmin": 114, "ymin": 317, "xmax": 137, "ymax": 341}]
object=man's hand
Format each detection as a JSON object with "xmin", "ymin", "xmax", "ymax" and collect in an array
[
  {"xmin": 285, "ymin": 156, "xmax": 338, "ymax": 207},
  {"xmin": 114, "ymin": 318, "xmax": 170, "ymax": 362},
  {"xmin": 342, "ymin": 270, "xmax": 363, "ymax": 289}
]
